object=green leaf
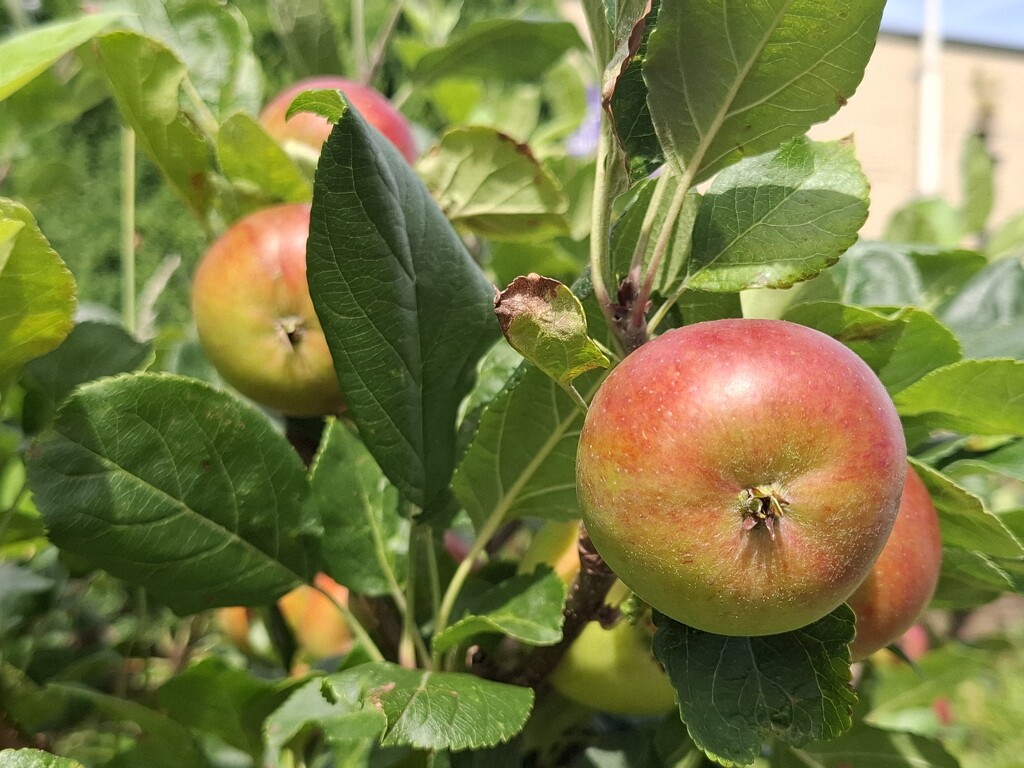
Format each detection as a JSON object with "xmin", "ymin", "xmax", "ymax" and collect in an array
[
  {"xmin": 263, "ymin": 677, "xmax": 385, "ymax": 765},
  {"xmin": 610, "ymin": 176, "xmax": 700, "ymax": 295},
  {"xmin": 287, "ymin": 88, "xmax": 346, "ymax": 123},
  {"xmin": 653, "ymin": 606, "xmax": 857, "ymax": 767},
  {"xmin": 324, "ymin": 662, "xmax": 534, "ymax": 750},
  {"xmin": 910, "ymin": 459, "xmax": 1023, "ymax": 558},
  {"xmin": 308, "ymin": 419, "xmax": 408, "ymax": 597},
  {"xmin": 687, "ymin": 138, "xmax": 868, "ymax": 292},
  {"xmin": 0, "ymin": 13, "xmax": 119, "ymax": 102},
  {"xmin": 946, "ymin": 438, "xmax": 1024, "ymax": 484},
  {"xmin": 783, "ymin": 302, "xmax": 961, "ymax": 393},
  {"xmin": 0, "ymin": 750, "xmax": 85, "ymax": 768},
  {"xmin": 124, "ymin": 0, "xmax": 264, "ymax": 118},
  {"xmin": 644, "ymin": 0, "xmax": 884, "ymax": 183},
  {"xmin": 49, "ymin": 684, "xmax": 211, "ymax": 768},
  {"xmin": 885, "ymin": 197, "xmax": 964, "ymax": 248},
  {"xmin": 307, "ymin": 96, "xmax": 499, "ymax": 513},
  {"xmin": 217, "ymin": 112, "xmax": 312, "ymax": 206},
  {"xmin": 987, "ymin": 211, "xmax": 1024, "ymax": 260},
  {"xmin": 432, "ymin": 566, "xmax": 566, "ymax": 653},
  {"xmin": 417, "ymin": 127, "xmax": 569, "ymax": 241},
  {"xmin": 25, "ymin": 373, "xmax": 319, "ymax": 614},
  {"xmin": 961, "ymin": 132, "xmax": 995, "ymax": 235},
  {"xmin": 489, "ymin": 240, "xmax": 585, "ymax": 290},
  {"xmin": 95, "ymin": 31, "xmax": 213, "ymax": 221},
  {"xmin": 412, "ymin": 20, "xmax": 585, "ymax": 84},
  {"xmin": 931, "ymin": 547, "xmax": 1022, "ymax": 609},
  {"xmin": 494, "ymin": 275, "xmax": 609, "ymax": 389},
  {"xmin": 938, "ymin": 256, "xmax": 1024, "ymax": 360},
  {"xmin": 19, "ymin": 320, "xmax": 152, "ymax": 433},
  {"xmin": 893, "ymin": 359, "xmax": 1024, "ymax": 436},
  {"xmin": 907, "ymin": 246, "xmax": 988, "ymax": 311},
  {"xmin": 0, "ymin": 199, "xmax": 76, "ymax": 381},
  {"xmin": 158, "ymin": 658, "xmax": 299, "ymax": 758},
  {"xmin": 452, "ymin": 366, "xmax": 594, "ymax": 528},
  {"xmin": 775, "ymin": 721, "xmax": 959, "ymax": 768},
  {"xmin": 606, "ymin": 1, "xmax": 663, "ymax": 180}
]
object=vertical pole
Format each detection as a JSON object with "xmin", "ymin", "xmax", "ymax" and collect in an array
[{"xmin": 916, "ymin": 0, "xmax": 943, "ymax": 195}]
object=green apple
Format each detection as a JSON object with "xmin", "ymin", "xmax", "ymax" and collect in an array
[
  {"xmin": 577, "ymin": 319, "xmax": 906, "ymax": 636},
  {"xmin": 191, "ymin": 203, "xmax": 345, "ymax": 417}
]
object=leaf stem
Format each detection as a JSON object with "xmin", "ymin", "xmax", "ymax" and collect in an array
[
  {"xmin": 626, "ymin": 170, "xmax": 673, "ymax": 288},
  {"xmin": 366, "ymin": 0, "xmax": 404, "ymax": 85},
  {"xmin": 315, "ymin": 582, "xmax": 386, "ymax": 663},
  {"xmin": 181, "ymin": 76, "xmax": 220, "ymax": 140},
  {"xmin": 560, "ymin": 383, "xmax": 589, "ymax": 414},
  {"xmin": 351, "ymin": 0, "xmax": 368, "ymax": 82},
  {"xmin": 4, "ymin": 0, "xmax": 29, "ymax": 28},
  {"xmin": 587, "ymin": 108, "xmax": 622, "ymax": 349},
  {"xmin": 120, "ymin": 125, "xmax": 137, "ymax": 335}
]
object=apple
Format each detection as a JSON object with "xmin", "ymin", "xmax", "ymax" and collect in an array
[
  {"xmin": 577, "ymin": 319, "xmax": 906, "ymax": 636},
  {"xmin": 191, "ymin": 203, "xmax": 345, "ymax": 417},
  {"xmin": 258, "ymin": 76, "xmax": 418, "ymax": 163},
  {"xmin": 847, "ymin": 467, "xmax": 942, "ymax": 661},
  {"xmin": 521, "ymin": 521, "xmax": 677, "ymax": 716}
]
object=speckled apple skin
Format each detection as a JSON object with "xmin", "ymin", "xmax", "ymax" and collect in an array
[
  {"xmin": 258, "ymin": 76, "xmax": 418, "ymax": 162},
  {"xmin": 847, "ymin": 466, "xmax": 941, "ymax": 660},
  {"xmin": 192, "ymin": 203, "xmax": 345, "ymax": 417},
  {"xmin": 577, "ymin": 319, "xmax": 907, "ymax": 636}
]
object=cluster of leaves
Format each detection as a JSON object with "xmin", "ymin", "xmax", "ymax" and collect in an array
[{"xmin": 1, "ymin": 1, "xmax": 1024, "ymax": 767}]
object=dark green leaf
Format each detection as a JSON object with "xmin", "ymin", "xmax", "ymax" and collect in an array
[
  {"xmin": 938, "ymin": 256, "xmax": 1024, "ymax": 360},
  {"xmin": 0, "ymin": 14, "xmax": 119, "ymax": 102},
  {"xmin": 494, "ymin": 275, "xmax": 609, "ymax": 388},
  {"xmin": 644, "ymin": 0, "xmax": 884, "ymax": 183},
  {"xmin": 307, "ymin": 97, "xmax": 499, "ymax": 513},
  {"xmin": 687, "ymin": 138, "xmax": 869, "ymax": 292},
  {"xmin": 158, "ymin": 658, "xmax": 299, "ymax": 758},
  {"xmin": 25, "ymin": 374, "xmax": 319, "ymax": 613},
  {"xmin": 417, "ymin": 127, "xmax": 569, "ymax": 241},
  {"xmin": 0, "ymin": 199, "xmax": 76, "ymax": 381},
  {"xmin": 653, "ymin": 606, "xmax": 857, "ymax": 767},
  {"xmin": 910, "ymin": 459, "xmax": 1023, "ymax": 558},
  {"xmin": 961, "ymin": 132, "xmax": 995, "ymax": 235},
  {"xmin": 95, "ymin": 31, "xmax": 214, "ymax": 221},
  {"xmin": 309, "ymin": 419, "xmax": 408, "ymax": 597},
  {"xmin": 893, "ymin": 359, "xmax": 1024, "ymax": 436},
  {"xmin": 20, "ymin": 321, "xmax": 152, "ymax": 433},
  {"xmin": 324, "ymin": 662, "xmax": 534, "ymax": 750},
  {"xmin": 217, "ymin": 112, "xmax": 311, "ymax": 206},
  {"xmin": 783, "ymin": 302, "xmax": 961, "ymax": 393},
  {"xmin": 0, "ymin": 750, "xmax": 85, "ymax": 768},
  {"xmin": 452, "ymin": 366, "xmax": 595, "ymax": 528},
  {"xmin": 413, "ymin": 20, "xmax": 585, "ymax": 84},
  {"xmin": 433, "ymin": 566, "xmax": 566, "ymax": 652}
]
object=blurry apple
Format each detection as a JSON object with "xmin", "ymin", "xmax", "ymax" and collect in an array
[
  {"xmin": 259, "ymin": 76, "xmax": 418, "ymax": 163},
  {"xmin": 191, "ymin": 203, "xmax": 345, "ymax": 417},
  {"xmin": 847, "ymin": 467, "xmax": 942, "ymax": 661}
]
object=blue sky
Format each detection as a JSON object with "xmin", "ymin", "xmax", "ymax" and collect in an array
[{"xmin": 881, "ymin": 0, "xmax": 1024, "ymax": 50}]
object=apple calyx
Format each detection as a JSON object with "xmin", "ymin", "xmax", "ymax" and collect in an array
[
  {"xmin": 740, "ymin": 485, "xmax": 789, "ymax": 540},
  {"xmin": 277, "ymin": 315, "xmax": 306, "ymax": 348}
]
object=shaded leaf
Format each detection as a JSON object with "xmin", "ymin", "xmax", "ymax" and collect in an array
[
  {"xmin": 494, "ymin": 275, "xmax": 609, "ymax": 388},
  {"xmin": 413, "ymin": 20, "xmax": 585, "ymax": 84},
  {"xmin": 95, "ymin": 31, "xmax": 214, "ymax": 220},
  {"xmin": 0, "ymin": 750, "xmax": 85, "ymax": 768},
  {"xmin": 945, "ymin": 438, "xmax": 1024, "ymax": 484},
  {"xmin": 309, "ymin": 419, "xmax": 407, "ymax": 597},
  {"xmin": 20, "ymin": 321, "xmax": 152, "ymax": 433},
  {"xmin": 938, "ymin": 255, "xmax": 1024, "ymax": 360},
  {"xmin": 987, "ymin": 211, "xmax": 1024, "ymax": 260},
  {"xmin": 217, "ymin": 112, "xmax": 311, "ymax": 206},
  {"xmin": 688, "ymin": 138, "xmax": 868, "ymax": 292},
  {"xmin": 885, "ymin": 197, "xmax": 964, "ymax": 248},
  {"xmin": 25, "ymin": 374, "xmax": 319, "ymax": 613},
  {"xmin": 307, "ymin": 96, "xmax": 499, "ymax": 514},
  {"xmin": 893, "ymin": 359, "xmax": 1024, "ymax": 436},
  {"xmin": 653, "ymin": 606, "xmax": 857, "ymax": 767},
  {"xmin": 417, "ymin": 127, "xmax": 569, "ymax": 241},
  {"xmin": 932, "ymin": 547, "xmax": 1022, "ymax": 609},
  {"xmin": 961, "ymin": 132, "xmax": 995, "ymax": 235},
  {"xmin": 433, "ymin": 566, "xmax": 566, "ymax": 652},
  {"xmin": 775, "ymin": 721, "xmax": 959, "ymax": 767},
  {"xmin": 324, "ymin": 662, "xmax": 534, "ymax": 750},
  {"xmin": 0, "ymin": 13, "xmax": 119, "ymax": 102},
  {"xmin": 644, "ymin": 0, "xmax": 884, "ymax": 183}
]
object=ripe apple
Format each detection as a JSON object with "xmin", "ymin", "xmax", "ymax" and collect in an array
[
  {"xmin": 258, "ymin": 76, "xmax": 418, "ymax": 163},
  {"xmin": 191, "ymin": 203, "xmax": 345, "ymax": 417},
  {"xmin": 847, "ymin": 467, "xmax": 942, "ymax": 661},
  {"xmin": 521, "ymin": 521, "xmax": 677, "ymax": 716},
  {"xmin": 577, "ymin": 319, "xmax": 906, "ymax": 636}
]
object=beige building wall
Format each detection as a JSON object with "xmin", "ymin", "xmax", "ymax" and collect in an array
[{"xmin": 809, "ymin": 33, "xmax": 1024, "ymax": 238}]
